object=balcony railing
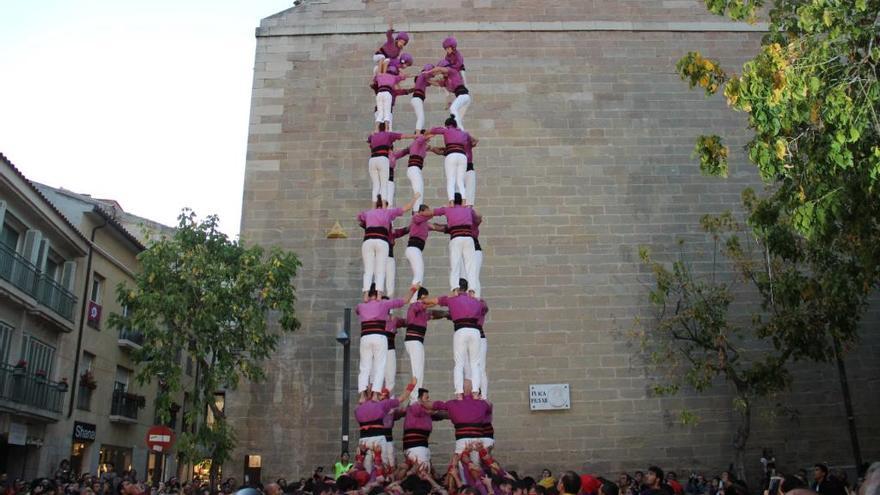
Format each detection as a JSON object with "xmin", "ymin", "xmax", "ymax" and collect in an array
[
  {"xmin": 0, "ymin": 243, "xmax": 77, "ymax": 321},
  {"xmin": 0, "ymin": 364, "xmax": 66, "ymax": 415},
  {"xmin": 117, "ymin": 328, "xmax": 144, "ymax": 351},
  {"xmin": 110, "ymin": 389, "xmax": 144, "ymax": 423}
]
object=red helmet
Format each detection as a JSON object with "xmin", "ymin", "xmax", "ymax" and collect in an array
[{"xmin": 442, "ymin": 36, "xmax": 457, "ymax": 49}]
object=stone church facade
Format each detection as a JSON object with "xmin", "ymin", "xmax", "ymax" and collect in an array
[{"xmin": 230, "ymin": 0, "xmax": 880, "ymax": 481}]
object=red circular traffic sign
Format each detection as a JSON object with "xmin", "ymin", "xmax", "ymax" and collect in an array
[{"xmin": 145, "ymin": 425, "xmax": 175, "ymax": 452}]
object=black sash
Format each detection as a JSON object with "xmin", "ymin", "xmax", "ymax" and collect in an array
[
  {"xmin": 403, "ymin": 429, "xmax": 431, "ymax": 449},
  {"xmin": 408, "ymin": 155, "xmax": 424, "ymax": 169},
  {"xmin": 448, "ymin": 224, "xmax": 473, "ymax": 239},
  {"xmin": 363, "ymin": 226, "xmax": 389, "ymax": 242},
  {"xmin": 454, "ymin": 422, "xmax": 484, "ymax": 440},
  {"xmin": 407, "ymin": 237, "xmax": 426, "ymax": 250},
  {"xmin": 454, "ymin": 85, "xmax": 469, "ymax": 96},
  {"xmin": 405, "ymin": 325, "xmax": 427, "ymax": 342},
  {"xmin": 453, "ymin": 318, "xmax": 479, "ymax": 331},
  {"xmin": 371, "ymin": 145, "xmax": 391, "ymax": 158},
  {"xmin": 445, "ymin": 143, "xmax": 466, "ymax": 156},
  {"xmin": 361, "ymin": 320, "xmax": 386, "ymax": 336}
]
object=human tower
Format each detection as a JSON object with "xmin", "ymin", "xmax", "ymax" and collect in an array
[{"xmin": 352, "ymin": 25, "xmax": 499, "ymax": 481}]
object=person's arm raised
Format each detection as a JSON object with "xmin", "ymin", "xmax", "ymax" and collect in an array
[{"xmin": 401, "ymin": 192, "xmax": 420, "ymax": 213}]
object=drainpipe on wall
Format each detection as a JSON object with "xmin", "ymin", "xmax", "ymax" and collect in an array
[{"xmin": 67, "ymin": 218, "xmax": 108, "ymax": 417}]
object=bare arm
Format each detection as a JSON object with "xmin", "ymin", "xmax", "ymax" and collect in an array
[{"xmin": 401, "ymin": 192, "xmax": 421, "ymax": 212}]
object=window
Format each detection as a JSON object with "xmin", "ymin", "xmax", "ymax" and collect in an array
[
  {"xmin": 1, "ymin": 223, "xmax": 19, "ymax": 250},
  {"xmin": 90, "ymin": 273, "xmax": 105, "ymax": 304},
  {"xmin": 21, "ymin": 335, "xmax": 55, "ymax": 376},
  {"xmin": 0, "ymin": 321, "xmax": 12, "ymax": 363},
  {"xmin": 43, "ymin": 249, "xmax": 62, "ymax": 283},
  {"xmin": 78, "ymin": 352, "xmax": 96, "ymax": 411},
  {"xmin": 114, "ymin": 366, "xmax": 131, "ymax": 392}
]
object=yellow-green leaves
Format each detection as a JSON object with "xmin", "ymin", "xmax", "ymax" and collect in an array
[
  {"xmin": 694, "ymin": 135, "xmax": 730, "ymax": 178},
  {"xmin": 676, "ymin": 51, "xmax": 728, "ymax": 96}
]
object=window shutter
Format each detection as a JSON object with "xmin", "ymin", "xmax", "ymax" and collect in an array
[
  {"xmin": 22, "ymin": 229, "xmax": 42, "ymax": 265},
  {"xmin": 61, "ymin": 261, "xmax": 77, "ymax": 292}
]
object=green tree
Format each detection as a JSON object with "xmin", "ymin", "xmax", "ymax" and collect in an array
[
  {"xmin": 637, "ymin": 205, "xmax": 866, "ymax": 481},
  {"xmin": 676, "ymin": 0, "xmax": 880, "ymax": 301},
  {"xmin": 109, "ymin": 210, "xmax": 300, "ymax": 484}
]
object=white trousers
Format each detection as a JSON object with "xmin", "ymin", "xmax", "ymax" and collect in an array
[
  {"xmin": 386, "ymin": 177, "xmax": 395, "ymax": 207},
  {"xmin": 450, "ymin": 94, "xmax": 472, "ymax": 130},
  {"xmin": 405, "ymin": 446, "xmax": 431, "ymax": 466},
  {"xmin": 385, "ymin": 256, "xmax": 396, "ymax": 298},
  {"xmin": 358, "ymin": 334, "xmax": 388, "ymax": 392},
  {"xmin": 372, "ymin": 54, "xmax": 386, "ymax": 75},
  {"xmin": 465, "ymin": 169, "xmax": 476, "ymax": 206},
  {"xmin": 453, "ymin": 327, "xmax": 482, "ymax": 394},
  {"xmin": 382, "ymin": 439, "xmax": 395, "ymax": 467},
  {"xmin": 411, "ymin": 97, "xmax": 425, "ymax": 131},
  {"xmin": 368, "ymin": 157, "xmax": 390, "ymax": 203},
  {"xmin": 480, "ymin": 337, "xmax": 488, "ymax": 398},
  {"xmin": 384, "ymin": 348, "xmax": 396, "ymax": 392},
  {"xmin": 359, "ymin": 436, "xmax": 384, "ymax": 472},
  {"xmin": 443, "ymin": 153, "xmax": 468, "ymax": 201},
  {"xmin": 407, "ymin": 166, "xmax": 424, "ymax": 212},
  {"xmin": 473, "ymin": 249, "xmax": 483, "ymax": 297},
  {"xmin": 454, "ymin": 439, "xmax": 483, "ymax": 456},
  {"xmin": 405, "ymin": 340, "xmax": 425, "ymax": 390},
  {"xmin": 376, "ymin": 91, "xmax": 393, "ymax": 124},
  {"xmin": 405, "ymin": 246, "xmax": 425, "ymax": 286},
  {"xmin": 362, "ymin": 239, "xmax": 389, "ymax": 292},
  {"xmin": 449, "ymin": 236, "xmax": 477, "ymax": 292},
  {"xmin": 462, "ymin": 336, "xmax": 488, "ymax": 397}
]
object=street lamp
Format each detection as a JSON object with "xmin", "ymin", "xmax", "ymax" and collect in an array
[{"xmin": 336, "ymin": 308, "xmax": 352, "ymax": 454}]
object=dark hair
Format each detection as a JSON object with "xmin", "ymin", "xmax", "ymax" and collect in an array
[
  {"xmin": 418, "ymin": 204, "xmax": 429, "ymax": 212},
  {"xmin": 453, "ymin": 193, "xmax": 463, "ymax": 205},
  {"xmin": 648, "ymin": 467, "xmax": 664, "ymax": 481},
  {"xmin": 375, "ymin": 195, "xmax": 384, "ymax": 209},
  {"xmin": 419, "ymin": 129, "xmax": 426, "ymax": 134},
  {"xmin": 635, "ymin": 472, "xmax": 644, "ymax": 477},
  {"xmin": 560, "ymin": 472, "xmax": 581, "ymax": 495},
  {"xmin": 460, "ymin": 488, "xmax": 480, "ymax": 495},
  {"xmin": 780, "ymin": 476, "xmax": 805, "ymax": 493},
  {"xmin": 534, "ymin": 486, "xmax": 547, "ymax": 495},
  {"xmin": 401, "ymin": 475, "xmax": 421, "ymax": 493},
  {"xmin": 522, "ymin": 477, "xmax": 536, "ymax": 489},
  {"xmin": 417, "ymin": 287, "xmax": 429, "ymax": 299},
  {"xmin": 458, "ymin": 278, "xmax": 469, "ymax": 291},
  {"xmin": 368, "ymin": 283, "xmax": 378, "ymax": 298},
  {"xmin": 445, "ymin": 116, "xmax": 457, "ymax": 127},
  {"xmin": 498, "ymin": 478, "xmax": 513, "ymax": 489},
  {"xmin": 418, "ymin": 388, "xmax": 429, "ymax": 399},
  {"xmin": 814, "ymin": 464, "xmax": 829, "ymax": 475},
  {"xmin": 600, "ymin": 482, "xmax": 620, "ymax": 495},
  {"xmin": 378, "ymin": 122, "xmax": 386, "ymax": 132},
  {"xmin": 335, "ymin": 476, "xmax": 357, "ymax": 493},
  {"xmin": 667, "ymin": 472, "xmax": 677, "ymax": 481}
]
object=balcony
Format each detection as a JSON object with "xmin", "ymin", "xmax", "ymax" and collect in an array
[
  {"xmin": 0, "ymin": 243, "xmax": 77, "ymax": 322},
  {"xmin": 109, "ymin": 389, "xmax": 145, "ymax": 424},
  {"xmin": 0, "ymin": 364, "xmax": 67, "ymax": 420},
  {"xmin": 117, "ymin": 328, "xmax": 144, "ymax": 351}
]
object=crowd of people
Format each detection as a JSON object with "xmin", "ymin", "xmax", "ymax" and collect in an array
[{"xmin": 5, "ymin": 459, "xmax": 877, "ymax": 495}]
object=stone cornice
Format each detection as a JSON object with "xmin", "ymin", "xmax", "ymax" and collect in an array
[{"xmin": 256, "ymin": 20, "xmax": 769, "ymax": 38}]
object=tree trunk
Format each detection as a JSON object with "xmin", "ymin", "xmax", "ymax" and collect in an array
[
  {"xmin": 732, "ymin": 395, "xmax": 752, "ymax": 483},
  {"xmin": 209, "ymin": 454, "xmax": 221, "ymax": 490}
]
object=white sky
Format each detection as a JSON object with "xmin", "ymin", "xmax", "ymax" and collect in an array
[{"xmin": 0, "ymin": 0, "xmax": 294, "ymax": 238}]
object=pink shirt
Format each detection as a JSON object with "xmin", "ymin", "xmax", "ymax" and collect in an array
[
  {"xmin": 374, "ymin": 72, "xmax": 407, "ymax": 90},
  {"xmin": 433, "ymin": 396, "xmax": 491, "ymax": 426},
  {"xmin": 356, "ymin": 298, "xmax": 405, "ymax": 322},
  {"xmin": 439, "ymin": 51, "xmax": 465, "ymax": 72},
  {"xmin": 355, "ymin": 398, "xmax": 400, "ymax": 424},
  {"xmin": 413, "ymin": 71, "xmax": 432, "ymax": 93},
  {"xmin": 408, "ymin": 214, "xmax": 430, "ymax": 241},
  {"xmin": 437, "ymin": 294, "xmax": 485, "ymax": 321},
  {"xmin": 429, "ymin": 126, "xmax": 471, "ymax": 148},
  {"xmin": 433, "ymin": 205, "xmax": 477, "ymax": 227},
  {"xmin": 377, "ymin": 30, "xmax": 401, "ymax": 59},
  {"xmin": 406, "ymin": 301, "xmax": 430, "ymax": 327},
  {"xmin": 368, "ymin": 131, "xmax": 403, "ymax": 149},
  {"xmin": 408, "ymin": 134, "xmax": 430, "ymax": 158},
  {"xmin": 403, "ymin": 402, "xmax": 435, "ymax": 431},
  {"xmin": 443, "ymin": 67, "xmax": 465, "ymax": 91},
  {"xmin": 388, "ymin": 148, "xmax": 409, "ymax": 170},
  {"xmin": 357, "ymin": 207, "xmax": 404, "ymax": 229}
]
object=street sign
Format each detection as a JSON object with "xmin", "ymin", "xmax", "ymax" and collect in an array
[
  {"xmin": 145, "ymin": 425, "xmax": 175, "ymax": 452},
  {"xmin": 529, "ymin": 383, "xmax": 571, "ymax": 411}
]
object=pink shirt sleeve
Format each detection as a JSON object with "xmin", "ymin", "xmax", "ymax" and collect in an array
[
  {"xmin": 433, "ymin": 207, "xmax": 447, "ymax": 217},
  {"xmin": 432, "ymin": 400, "xmax": 448, "ymax": 411},
  {"xmin": 393, "ymin": 148, "xmax": 409, "ymax": 160},
  {"xmin": 387, "ymin": 207, "xmax": 404, "ymax": 222},
  {"xmin": 389, "ymin": 132, "xmax": 403, "ymax": 142},
  {"xmin": 387, "ymin": 298, "xmax": 406, "ymax": 311},
  {"xmin": 429, "ymin": 127, "xmax": 446, "ymax": 136},
  {"xmin": 356, "ymin": 211, "xmax": 366, "ymax": 225},
  {"xmin": 412, "ymin": 214, "xmax": 427, "ymax": 226},
  {"xmin": 437, "ymin": 295, "xmax": 450, "ymax": 307}
]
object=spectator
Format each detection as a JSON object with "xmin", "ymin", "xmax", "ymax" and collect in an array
[
  {"xmin": 814, "ymin": 464, "xmax": 846, "ymax": 495},
  {"xmin": 558, "ymin": 472, "xmax": 581, "ymax": 495},
  {"xmin": 666, "ymin": 473, "xmax": 683, "ymax": 495},
  {"xmin": 539, "ymin": 471, "xmax": 557, "ymax": 490}
]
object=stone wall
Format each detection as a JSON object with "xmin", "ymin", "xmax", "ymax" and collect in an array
[{"xmin": 230, "ymin": 0, "xmax": 880, "ymax": 482}]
